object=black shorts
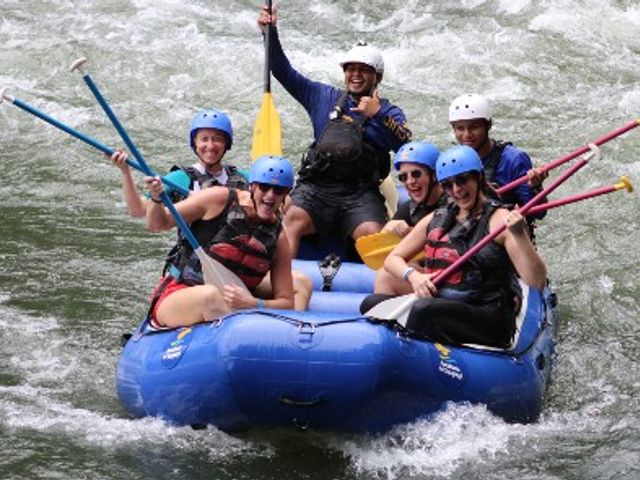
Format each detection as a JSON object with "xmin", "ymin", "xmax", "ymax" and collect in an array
[{"xmin": 290, "ymin": 180, "xmax": 387, "ymax": 239}]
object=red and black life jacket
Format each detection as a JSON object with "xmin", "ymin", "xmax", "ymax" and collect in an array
[
  {"xmin": 169, "ymin": 189, "xmax": 282, "ymax": 289},
  {"xmin": 423, "ymin": 200, "xmax": 517, "ymax": 304}
]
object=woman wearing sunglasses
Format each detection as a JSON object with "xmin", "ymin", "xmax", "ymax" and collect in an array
[
  {"xmin": 368, "ymin": 145, "xmax": 547, "ymax": 348},
  {"xmin": 382, "ymin": 141, "xmax": 448, "ymax": 239},
  {"xmin": 142, "ymin": 155, "xmax": 298, "ymax": 329}
]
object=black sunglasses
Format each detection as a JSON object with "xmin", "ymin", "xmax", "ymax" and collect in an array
[
  {"xmin": 440, "ymin": 172, "xmax": 474, "ymax": 191},
  {"xmin": 397, "ymin": 169, "xmax": 424, "ymax": 183},
  {"xmin": 256, "ymin": 183, "xmax": 289, "ymax": 196}
]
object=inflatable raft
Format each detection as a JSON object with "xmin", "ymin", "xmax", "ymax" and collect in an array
[{"xmin": 116, "ymin": 258, "xmax": 558, "ymax": 432}]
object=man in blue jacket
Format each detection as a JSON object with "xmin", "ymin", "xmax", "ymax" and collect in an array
[
  {"xmin": 258, "ymin": 5, "xmax": 412, "ymax": 257},
  {"xmin": 448, "ymin": 93, "xmax": 547, "ymax": 220}
]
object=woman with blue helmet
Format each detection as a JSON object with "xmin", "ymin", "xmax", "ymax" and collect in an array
[
  {"xmin": 371, "ymin": 141, "xmax": 448, "ymax": 296},
  {"xmin": 364, "ymin": 145, "xmax": 547, "ymax": 348},
  {"xmin": 383, "ymin": 141, "xmax": 447, "ymax": 238},
  {"xmin": 110, "ymin": 109, "xmax": 246, "ymax": 218},
  {"xmin": 142, "ymin": 155, "xmax": 301, "ymax": 328}
]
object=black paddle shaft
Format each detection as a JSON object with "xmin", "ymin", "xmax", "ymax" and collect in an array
[{"xmin": 264, "ymin": 0, "xmax": 273, "ymax": 93}]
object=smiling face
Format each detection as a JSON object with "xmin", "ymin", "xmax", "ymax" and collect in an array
[
  {"xmin": 451, "ymin": 119, "xmax": 492, "ymax": 157},
  {"xmin": 441, "ymin": 172, "xmax": 482, "ymax": 213},
  {"xmin": 398, "ymin": 163, "xmax": 432, "ymax": 204},
  {"xmin": 343, "ymin": 62, "xmax": 378, "ymax": 97},
  {"xmin": 250, "ymin": 183, "xmax": 289, "ymax": 220},
  {"xmin": 193, "ymin": 128, "xmax": 228, "ymax": 172}
]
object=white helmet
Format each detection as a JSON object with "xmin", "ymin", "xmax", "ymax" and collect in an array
[
  {"xmin": 339, "ymin": 41, "xmax": 384, "ymax": 74},
  {"xmin": 448, "ymin": 93, "xmax": 492, "ymax": 122}
]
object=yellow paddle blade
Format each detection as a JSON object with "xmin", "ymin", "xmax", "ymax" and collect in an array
[
  {"xmin": 252, "ymin": 92, "xmax": 282, "ymax": 161},
  {"xmin": 355, "ymin": 231, "xmax": 424, "ymax": 270}
]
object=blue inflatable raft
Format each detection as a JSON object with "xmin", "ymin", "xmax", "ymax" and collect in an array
[{"xmin": 116, "ymin": 258, "xmax": 558, "ymax": 432}]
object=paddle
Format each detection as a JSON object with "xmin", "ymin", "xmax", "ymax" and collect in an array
[
  {"xmin": 251, "ymin": 0, "xmax": 282, "ymax": 160},
  {"xmin": 356, "ymin": 175, "xmax": 633, "ymax": 271},
  {"xmin": 0, "ymin": 87, "xmax": 189, "ymax": 197},
  {"xmin": 497, "ymin": 118, "xmax": 640, "ymax": 195},
  {"xmin": 356, "ymin": 230, "xmax": 424, "ymax": 270},
  {"xmin": 366, "ymin": 146, "xmax": 600, "ymax": 324},
  {"xmin": 69, "ymin": 58, "xmax": 249, "ymax": 293}
]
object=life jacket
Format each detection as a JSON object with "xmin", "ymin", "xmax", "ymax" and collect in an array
[
  {"xmin": 167, "ymin": 163, "xmax": 247, "ymax": 202},
  {"xmin": 423, "ymin": 200, "xmax": 519, "ymax": 304},
  {"xmin": 161, "ymin": 164, "xmax": 248, "ymax": 276},
  {"xmin": 169, "ymin": 189, "xmax": 282, "ymax": 289},
  {"xmin": 298, "ymin": 91, "xmax": 390, "ymax": 186},
  {"xmin": 482, "ymin": 140, "xmax": 519, "ymax": 206},
  {"xmin": 407, "ymin": 191, "xmax": 450, "ymax": 226}
]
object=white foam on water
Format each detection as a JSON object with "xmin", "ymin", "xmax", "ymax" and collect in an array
[
  {"xmin": 334, "ymin": 397, "xmax": 621, "ymax": 479},
  {"xmin": 497, "ymin": 0, "xmax": 532, "ymax": 15},
  {"xmin": 0, "ymin": 383, "xmax": 272, "ymax": 461}
]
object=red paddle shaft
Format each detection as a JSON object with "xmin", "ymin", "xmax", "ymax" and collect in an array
[
  {"xmin": 497, "ymin": 119, "xmax": 640, "ymax": 195},
  {"xmin": 432, "ymin": 155, "xmax": 592, "ymax": 286}
]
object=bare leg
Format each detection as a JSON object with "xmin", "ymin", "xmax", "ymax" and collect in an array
[
  {"xmin": 283, "ymin": 205, "xmax": 316, "ymax": 259},
  {"xmin": 292, "ymin": 270, "xmax": 313, "ymax": 310},
  {"xmin": 156, "ymin": 284, "xmax": 230, "ymax": 328},
  {"xmin": 351, "ymin": 221, "xmax": 384, "ymax": 241},
  {"xmin": 254, "ymin": 270, "xmax": 313, "ymax": 311},
  {"xmin": 374, "ymin": 268, "xmax": 413, "ymax": 295}
]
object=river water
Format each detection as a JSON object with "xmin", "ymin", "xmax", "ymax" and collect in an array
[{"xmin": 1, "ymin": 1, "xmax": 639, "ymax": 479}]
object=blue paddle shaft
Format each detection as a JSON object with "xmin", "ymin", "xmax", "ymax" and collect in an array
[
  {"xmin": 80, "ymin": 73, "xmax": 202, "ymax": 251},
  {"xmin": 9, "ymin": 95, "xmax": 189, "ymax": 196}
]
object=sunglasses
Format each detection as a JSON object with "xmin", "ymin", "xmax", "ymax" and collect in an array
[
  {"xmin": 440, "ymin": 172, "xmax": 474, "ymax": 191},
  {"xmin": 397, "ymin": 169, "xmax": 424, "ymax": 183},
  {"xmin": 256, "ymin": 183, "xmax": 289, "ymax": 196}
]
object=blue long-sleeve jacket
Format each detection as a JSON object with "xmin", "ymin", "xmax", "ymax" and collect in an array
[
  {"xmin": 268, "ymin": 28, "xmax": 412, "ymax": 154},
  {"xmin": 486, "ymin": 143, "xmax": 546, "ymax": 219}
]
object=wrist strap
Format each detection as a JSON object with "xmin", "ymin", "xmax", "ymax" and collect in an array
[
  {"xmin": 151, "ymin": 196, "xmax": 163, "ymax": 204},
  {"xmin": 256, "ymin": 298, "xmax": 266, "ymax": 309},
  {"xmin": 402, "ymin": 267, "xmax": 415, "ymax": 282}
]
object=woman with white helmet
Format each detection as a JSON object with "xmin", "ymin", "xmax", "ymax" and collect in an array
[
  {"xmin": 448, "ymin": 93, "xmax": 547, "ymax": 221},
  {"xmin": 363, "ymin": 146, "xmax": 546, "ymax": 348},
  {"xmin": 257, "ymin": 5, "xmax": 412, "ymax": 259},
  {"xmin": 143, "ymin": 155, "xmax": 298, "ymax": 328}
]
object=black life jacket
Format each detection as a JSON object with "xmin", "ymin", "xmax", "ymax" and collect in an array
[
  {"xmin": 298, "ymin": 91, "xmax": 390, "ymax": 185},
  {"xmin": 407, "ymin": 191, "xmax": 450, "ymax": 226},
  {"xmin": 167, "ymin": 164, "xmax": 247, "ymax": 202},
  {"xmin": 169, "ymin": 189, "xmax": 282, "ymax": 289},
  {"xmin": 162, "ymin": 164, "xmax": 248, "ymax": 276},
  {"xmin": 482, "ymin": 140, "xmax": 519, "ymax": 206},
  {"xmin": 423, "ymin": 200, "xmax": 519, "ymax": 304}
]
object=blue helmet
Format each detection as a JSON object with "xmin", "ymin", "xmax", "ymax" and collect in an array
[
  {"xmin": 249, "ymin": 155, "xmax": 295, "ymax": 189},
  {"xmin": 189, "ymin": 109, "xmax": 233, "ymax": 151},
  {"xmin": 393, "ymin": 141, "xmax": 440, "ymax": 172},
  {"xmin": 436, "ymin": 145, "xmax": 484, "ymax": 182}
]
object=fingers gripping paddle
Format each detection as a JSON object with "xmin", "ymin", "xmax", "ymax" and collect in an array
[
  {"xmin": 251, "ymin": 0, "xmax": 282, "ymax": 160},
  {"xmin": 0, "ymin": 87, "xmax": 189, "ymax": 197},
  {"xmin": 69, "ymin": 58, "xmax": 249, "ymax": 293},
  {"xmin": 366, "ymin": 146, "xmax": 601, "ymax": 324}
]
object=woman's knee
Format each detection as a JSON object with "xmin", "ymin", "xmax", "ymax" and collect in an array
[
  {"xmin": 200, "ymin": 285, "xmax": 229, "ymax": 319},
  {"xmin": 292, "ymin": 270, "xmax": 313, "ymax": 294}
]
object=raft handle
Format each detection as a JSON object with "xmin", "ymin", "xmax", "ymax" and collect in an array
[{"xmin": 280, "ymin": 395, "xmax": 324, "ymax": 408}]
